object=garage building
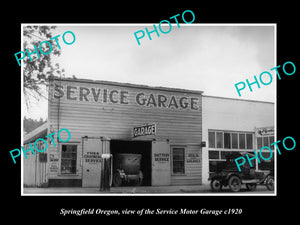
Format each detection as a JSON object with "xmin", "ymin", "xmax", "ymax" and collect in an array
[
  {"xmin": 23, "ymin": 77, "xmax": 274, "ymax": 188},
  {"xmin": 24, "ymin": 77, "xmax": 203, "ymax": 187}
]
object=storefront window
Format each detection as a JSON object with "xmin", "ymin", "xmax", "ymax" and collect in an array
[
  {"xmin": 172, "ymin": 147, "xmax": 185, "ymax": 174},
  {"xmin": 257, "ymin": 137, "xmax": 263, "ymax": 150},
  {"xmin": 224, "ymin": 132, "xmax": 231, "ymax": 149},
  {"xmin": 221, "ymin": 151, "xmax": 235, "ymax": 160},
  {"xmin": 216, "ymin": 132, "xmax": 223, "ymax": 148},
  {"xmin": 269, "ymin": 136, "xmax": 274, "ymax": 150},
  {"xmin": 209, "ymin": 150, "xmax": 220, "ymax": 159},
  {"xmin": 208, "ymin": 130, "xmax": 253, "ymax": 150},
  {"xmin": 246, "ymin": 133, "xmax": 253, "ymax": 149},
  {"xmin": 231, "ymin": 133, "xmax": 238, "ymax": 149},
  {"xmin": 208, "ymin": 130, "xmax": 255, "ymax": 172},
  {"xmin": 257, "ymin": 136, "xmax": 275, "ymax": 150},
  {"xmin": 61, "ymin": 145, "xmax": 77, "ymax": 174},
  {"xmin": 239, "ymin": 133, "xmax": 246, "ymax": 149},
  {"xmin": 208, "ymin": 131, "xmax": 215, "ymax": 148},
  {"xmin": 263, "ymin": 136, "xmax": 269, "ymax": 146}
]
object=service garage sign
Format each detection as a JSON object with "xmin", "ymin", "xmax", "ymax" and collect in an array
[
  {"xmin": 133, "ymin": 124, "xmax": 156, "ymax": 138},
  {"xmin": 52, "ymin": 83, "xmax": 201, "ymax": 111}
]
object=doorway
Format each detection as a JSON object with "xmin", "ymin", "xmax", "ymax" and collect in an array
[
  {"xmin": 110, "ymin": 140, "xmax": 152, "ymax": 186},
  {"xmin": 82, "ymin": 138, "xmax": 102, "ymax": 187}
]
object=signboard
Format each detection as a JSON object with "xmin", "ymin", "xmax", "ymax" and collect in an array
[
  {"xmin": 82, "ymin": 138, "xmax": 102, "ymax": 187},
  {"xmin": 154, "ymin": 153, "xmax": 169, "ymax": 162},
  {"xmin": 52, "ymin": 83, "xmax": 201, "ymax": 111},
  {"xmin": 256, "ymin": 127, "xmax": 274, "ymax": 136},
  {"xmin": 133, "ymin": 124, "xmax": 156, "ymax": 138},
  {"xmin": 152, "ymin": 141, "xmax": 171, "ymax": 185},
  {"xmin": 186, "ymin": 153, "xmax": 200, "ymax": 163},
  {"xmin": 49, "ymin": 154, "xmax": 59, "ymax": 172},
  {"xmin": 83, "ymin": 152, "xmax": 101, "ymax": 163}
]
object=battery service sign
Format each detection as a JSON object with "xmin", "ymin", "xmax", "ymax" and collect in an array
[{"xmin": 133, "ymin": 124, "xmax": 156, "ymax": 138}]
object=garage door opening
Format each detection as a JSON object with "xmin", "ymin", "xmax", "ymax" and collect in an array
[{"xmin": 110, "ymin": 140, "xmax": 152, "ymax": 186}]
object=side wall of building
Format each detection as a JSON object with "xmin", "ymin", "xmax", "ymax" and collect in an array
[{"xmin": 202, "ymin": 96, "xmax": 275, "ymax": 184}]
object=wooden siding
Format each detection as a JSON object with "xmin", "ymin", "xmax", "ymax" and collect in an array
[
  {"xmin": 48, "ymin": 78, "xmax": 203, "ymax": 184},
  {"xmin": 23, "ymin": 146, "xmax": 47, "ymax": 187},
  {"xmin": 171, "ymin": 145, "xmax": 202, "ymax": 185}
]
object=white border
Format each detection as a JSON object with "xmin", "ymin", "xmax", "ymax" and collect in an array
[{"xmin": 21, "ymin": 23, "xmax": 277, "ymax": 196}]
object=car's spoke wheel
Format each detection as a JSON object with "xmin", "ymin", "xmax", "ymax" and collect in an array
[
  {"xmin": 211, "ymin": 179, "xmax": 222, "ymax": 192},
  {"xmin": 228, "ymin": 176, "xmax": 242, "ymax": 192},
  {"xmin": 113, "ymin": 172, "xmax": 122, "ymax": 187}
]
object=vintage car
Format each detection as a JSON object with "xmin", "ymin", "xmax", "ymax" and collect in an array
[
  {"xmin": 208, "ymin": 152, "xmax": 274, "ymax": 192},
  {"xmin": 112, "ymin": 153, "xmax": 143, "ymax": 187}
]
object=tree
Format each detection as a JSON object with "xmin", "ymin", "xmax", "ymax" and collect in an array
[
  {"xmin": 23, "ymin": 26, "xmax": 65, "ymax": 108},
  {"xmin": 23, "ymin": 116, "xmax": 47, "ymax": 133}
]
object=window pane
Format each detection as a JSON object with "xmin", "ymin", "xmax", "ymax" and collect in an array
[
  {"xmin": 239, "ymin": 134, "xmax": 245, "ymax": 149},
  {"xmin": 269, "ymin": 136, "xmax": 274, "ymax": 150},
  {"xmin": 257, "ymin": 137, "xmax": 263, "ymax": 150},
  {"xmin": 172, "ymin": 148, "xmax": 185, "ymax": 174},
  {"xmin": 61, "ymin": 145, "xmax": 77, "ymax": 174},
  {"xmin": 246, "ymin": 134, "xmax": 253, "ymax": 149},
  {"xmin": 224, "ymin": 133, "xmax": 231, "ymax": 149},
  {"xmin": 221, "ymin": 151, "xmax": 235, "ymax": 159},
  {"xmin": 173, "ymin": 166, "xmax": 184, "ymax": 173},
  {"xmin": 173, "ymin": 154, "xmax": 184, "ymax": 160},
  {"xmin": 173, "ymin": 148, "xmax": 183, "ymax": 155},
  {"xmin": 232, "ymin": 133, "xmax": 238, "ymax": 149},
  {"xmin": 209, "ymin": 151, "xmax": 220, "ymax": 159},
  {"xmin": 216, "ymin": 132, "xmax": 223, "ymax": 148},
  {"xmin": 208, "ymin": 132, "xmax": 215, "ymax": 148}
]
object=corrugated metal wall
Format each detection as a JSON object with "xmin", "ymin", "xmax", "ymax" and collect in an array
[{"xmin": 48, "ymin": 78, "xmax": 203, "ymax": 185}]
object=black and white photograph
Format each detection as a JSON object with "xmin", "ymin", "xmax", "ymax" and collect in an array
[
  {"xmin": 21, "ymin": 24, "xmax": 276, "ymax": 196},
  {"xmin": 4, "ymin": 4, "xmax": 298, "ymax": 221}
]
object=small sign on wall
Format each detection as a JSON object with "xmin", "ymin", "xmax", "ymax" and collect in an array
[
  {"xmin": 186, "ymin": 153, "xmax": 201, "ymax": 163},
  {"xmin": 154, "ymin": 153, "xmax": 169, "ymax": 163},
  {"xmin": 83, "ymin": 152, "xmax": 101, "ymax": 163},
  {"xmin": 133, "ymin": 123, "xmax": 156, "ymax": 138},
  {"xmin": 49, "ymin": 154, "xmax": 59, "ymax": 172},
  {"xmin": 256, "ymin": 127, "xmax": 274, "ymax": 136}
]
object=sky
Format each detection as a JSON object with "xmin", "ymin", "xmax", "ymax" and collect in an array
[{"xmin": 23, "ymin": 24, "xmax": 275, "ymax": 120}]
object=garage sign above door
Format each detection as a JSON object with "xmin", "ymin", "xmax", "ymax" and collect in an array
[{"xmin": 133, "ymin": 124, "xmax": 156, "ymax": 138}]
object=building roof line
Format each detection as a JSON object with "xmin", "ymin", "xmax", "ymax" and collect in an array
[
  {"xmin": 203, "ymin": 95, "xmax": 275, "ymax": 104},
  {"xmin": 24, "ymin": 122, "xmax": 48, "ymax": 144}
]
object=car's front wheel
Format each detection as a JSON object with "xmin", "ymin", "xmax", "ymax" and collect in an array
[
  {"xmin": 228, "ymin": 176, "xmax": 242, "ymax": 192},
  {"xmin": 113, "ymin": 172, "xmax": 122, "ymax": 187}
]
